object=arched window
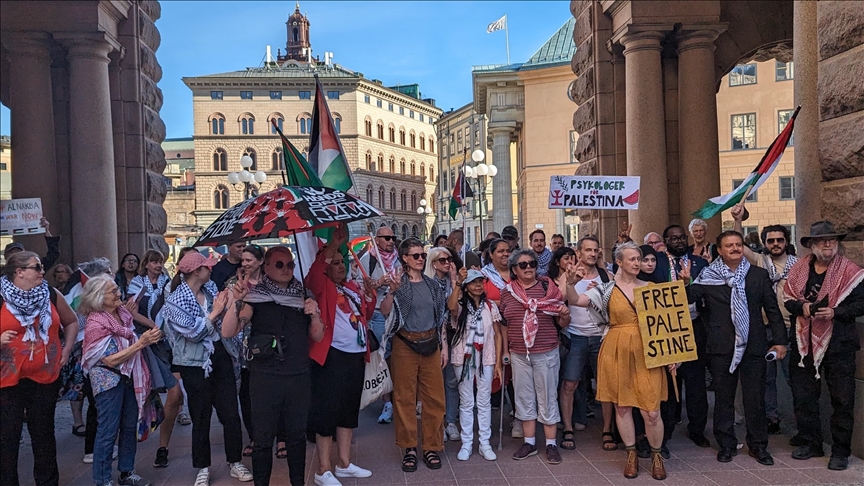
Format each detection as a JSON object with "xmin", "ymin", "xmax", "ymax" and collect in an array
[
  {"xmin": 400, "ymin": 190, "xmax": 407, "ymax": 211},
  {"xmin": 429, "ymin": 137, "xmax": 435, "ymax": 153},
  {"xmin": 209, "ymin": 113, "xmax": 225, "ymax": 135},
  {"xmin": 420, "ymin": 162, "xmax": 425, "ymax": 178},
  {"xmin": 411, "ymin": 191, "xmax": 417, "ymax": 209},
  {"xmin": 365, "ymin": 151, "xmax": 373, "ymax": 170},
  {"xmin": 243, "ymin": 148, "xmax": 257, "ymax": 170},
  {"xmin": 364, "ymin": 118, "xmax": 372, "ymax": 137},
  {"xmin": 365, "ymin": 185, "xmax": 373, "ymax": 204},
  {"xmin": 429, "ymin": 167, "xmax": 434, "ymax": 182},
  {"xmin": 389, "ymin": 188, "xmax": 396, "ymax": 209},
  {"xmin": 213, "ymin": 185, "xmax": 230, "ymax": 209},
  {"xmin": 377, "ymin": 120, "xmax": 384, "ymax": 139},
  {"xmin": 388, "ymin": 156, "xmax": 395, "ymax": 173},
  {"xmin": 240, "ymin": 113, "xmax": 255, "ymax": 134},
  {"xmin": 212, "ymin": 148, "xmax": 227, "ymax": 171},
  {"xmin": 269, "ymin": 113, "xmax": 284, "ymax": 134},
  {"xmin": 333, "ymin": 113, "xmax": 342, "ymax": 134},
  {"xmin": 388, "ymin": 124, "xmax": 395, "ymax": 143},
  {"xmin": 399, "ymin": 127, "xmax": 406, "ymax": 145},
  {"xmin": 401, "ymin": 224, "xmax": 409, "ymax": 240},
  {"xmin": 391, "ymin": 224, "xmax": 398, "ymax": 235},
  {"xmin": 399, "ymin": 158, "xmax": 406, "ymax": 174},
  {"xmin": 410, "ymin": 131, "xmax": 416, "ymax": 148},
  {"xmin": 378, "ymin": 186, "xmax": 385, "ymax": 209},
  {"xmin": 419, "ymin": 136, "xmax": 426, "ymax": 151},
  {"xmin": 297, "ymin": 115, "xmax": 312, "ymax": 135},
  {"xmin": 271, "ymin": 147, "xmax": 283, "ymax": 170},
  {"xmin": 377, "ymin": 154, "xmax": 384, "ymax": 172},
  {"xmin": 410, "ymin": 160, "xmax": 416, "ymax": 176},
  {"xmin": 293, "ymin": 28, "xmax": 299, "ymax": 42},
  {"xmin": 412, "ymin": 225, "xmax": 418, "ymax": 238}
]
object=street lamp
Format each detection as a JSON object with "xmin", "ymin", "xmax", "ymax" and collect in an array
[
  {"xmin": 467, "ymin": 149, "xmax": 496, "ymax": 239},
  {"xmin": 228, "ymin": 155, "xmax": 267, "ymax": 200},
  {"xmin": 416, "ymin": 198, "xmax": 432, "ymax": 241}
]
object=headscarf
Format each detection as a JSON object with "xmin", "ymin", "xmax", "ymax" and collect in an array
[
  {"xmin": 0, "ymin": 277, "xmax": 53, "ymax": 358},
  {"xmin": 638, "ymin": 245, "xmax": 663, "ymax": 283},
  {"xmin": 694, "ymin": 257, "xmax": 752, "ymax": 372},
  {"xmin": 504, "ymin": 276, "xmax": 564, "ymax": 350}
]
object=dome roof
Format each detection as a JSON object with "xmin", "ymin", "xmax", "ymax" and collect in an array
[{"xmin": 288, "ymin": 2, "xmax": 306, "ymax": 23}]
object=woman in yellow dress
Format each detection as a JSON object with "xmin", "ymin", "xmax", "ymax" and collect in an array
[{"xmin": 565, "ymin": 241, "xmax": 677, "ymax": 481}]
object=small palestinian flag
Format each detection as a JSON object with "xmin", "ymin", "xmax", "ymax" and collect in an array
[
  {"xmin": 349, "ymin": 236, "xmax": 372, "ymax": 254},
  {"xmin": 448, "ymin": 169, "xmax": 474, "ymax": 220},
  {"xmin": 63, "ymin": 270, "xmax": 90, "ymax": 312}
]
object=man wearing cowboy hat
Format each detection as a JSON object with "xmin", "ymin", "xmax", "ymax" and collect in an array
[{"xmin": 784, "ymin": 221, "xmax": 864, "ymax": 471}]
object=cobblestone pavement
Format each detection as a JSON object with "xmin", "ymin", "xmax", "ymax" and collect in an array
[{"xmin": 14, "ymin": 390, "xmax": 864, "ymax": 486}]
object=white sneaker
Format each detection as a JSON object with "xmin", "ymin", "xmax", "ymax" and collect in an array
[
  {"xmin": 377, "ymin": 402, "xmax": 393, "ymax": 424},
  {"xmin": 229, "ymin": 462, "xmax": 252, "ymax": 482},
  {"xmin": 82, "ymin": 453, "xmax": 93, "ymax": 464},
  {"xmin": 511, "ymin": 420, "xmax": 524, "ymax": 438},
  {"xmin": 479, "ymin": 443, "xmax": 497, "ymax": 461},
  {"xmin": 334, "ymin": 463, "xmax": 372, "ymax": 478},
  {"xmin": 313, "ymin": 471, "xmax": 342, "ymax": 486},
  {"xmin": 457, "ymin": 445, "xmax": 472, "ymax": 461},
  {"xmin": 445, "ymin": 423, "xmax": 460, "ymax": 442},
  {"xmin": 194, "ymin": 468, "xmax": 210, "ymax": 486}
]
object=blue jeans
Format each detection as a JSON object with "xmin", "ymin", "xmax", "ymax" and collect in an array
[
  {"xmin": 369, "ymin": 311, "xmax": 391, "ymax": 358},
  {"xmin": 93, "ymin": 380, "xmax": 138, "ymax": 485},
  {"xmin": 443, "ymin": 363, "xmax": 460, "ymax": 424}
]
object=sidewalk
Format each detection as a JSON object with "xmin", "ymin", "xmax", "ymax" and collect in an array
[{"xmin": 15, "ymin": 395, "xmax": 863, "ymax": 486}]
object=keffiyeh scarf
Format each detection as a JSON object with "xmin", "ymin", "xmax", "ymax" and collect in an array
[
  {"xmin": 459, "ymin": 299, "xmax": 487, "ymax": 381},
  {"xmin": 584, "ymin": 281, "xmax": 615, "ymax": 336},
  {"xmin": 335, "ymin": 283, "xmax": 367, "ymax": 347},
  {"xmin": 784, "ymin": 255, "xmax": 864, "ymax": 378},
  {"xmin": 164, "ymin": 279, "xmax": 221, "ymax": 376},
  {"xmin": 764, "ymin": 254, "xmax": 798, "ymax": 293},
  {"xmin": 481, "ymin": 264, "xmax": 507, "ymax": 290},
  {"xmin": 667, "ymin": 253, "xmax": 690, "ymax": 282},
  {"xmin": 0, "ymin": 277, "xmax": 53, "ymax": 360},
  {"xmin": 245, "ymin": 275, "xmax": 311, "ymax": 308},
  {"xmin": 375, "ymin": 248, "xmax": 399, "ymax": 276},
  {"xmin": 382, "ymin": 274, "xmax": 446, "ymax": 351},
  {"xmin": 504, "ymin": 277, "xmax": 564, "ymax": 350},
  {"xmin": 535, "ymin": 248, "xmax": 553, "ymax": 277},
  {"xmin": 127, "ymin": 274, "xmax": 170, "ymax": 318},
  {"xmin": 695, "ymin": 258, "xmax": 752, "ymax": 372}
]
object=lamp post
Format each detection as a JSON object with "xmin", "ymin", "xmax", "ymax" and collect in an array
[
  {"xmin": 416, "ymin": 198, "xmax": 433, "ymax": 242},
  {"xmin": 227, "ymin": 155, "xmax": 267, "ymax": 200},
  {"xmin": 466, "ymin": 149, "xmax": 497, "ymax": 239}
]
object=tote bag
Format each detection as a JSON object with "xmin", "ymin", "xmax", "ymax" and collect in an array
[{"xmin": 360, "ymin": 349, "xmax": 392, "ymax": 410}]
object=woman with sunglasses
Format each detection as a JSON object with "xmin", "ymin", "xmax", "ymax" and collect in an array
[
  {"xmin": 222, "ymin": 246, "xmax": 323, "ymax": 486},
  {"xmin": 115, "ymin": 254, "xmax": 140, "ymax": 300},
  {"xmin": 1, "ymin": 251, "xmax": 79, "ymax": 486},
  {"xmin": 380, "ymin": 238, "xmax": 448, "ymax": 473}
]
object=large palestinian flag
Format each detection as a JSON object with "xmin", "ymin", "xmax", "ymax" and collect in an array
[{"xmin": 308, "ymin": 76, "xmax": 354, "ymax": 192}]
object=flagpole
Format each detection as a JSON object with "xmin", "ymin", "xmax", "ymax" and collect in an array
[
  {"xmin": 461, "ymin": 148, "xmax": 468, "ymax": 262},
  {"xmin": 504, "ymin": 14, "xmax": 511, "ymax": 65}
]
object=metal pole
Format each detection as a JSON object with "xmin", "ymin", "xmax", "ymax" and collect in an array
[{"xmin": 504, "ymin": 14, "xmax": 511, "ymax": 65}]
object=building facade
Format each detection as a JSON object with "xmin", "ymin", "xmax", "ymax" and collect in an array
[{"xmin": 182, "ymin": 5, "xmax": 441, "ymax": 241}]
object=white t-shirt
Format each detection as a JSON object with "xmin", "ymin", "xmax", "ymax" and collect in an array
[
  {"xmin": 331, "ymin": 306, "xmax": 366, "ymax": 353},
  {"xmin": 567, "ymin": 275, "xmax": 605, "ymax": 337}
]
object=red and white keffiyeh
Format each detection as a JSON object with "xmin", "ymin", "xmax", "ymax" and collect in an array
[
  {"xmin": 784, "ymin": 255, "xmax": 864, "ymax": 378},
  {"xmin": 505, "ymin": 277, "xmax": 563, "ymax": 350}
]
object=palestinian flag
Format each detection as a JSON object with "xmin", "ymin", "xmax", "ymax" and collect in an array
[
  {"xmin": 308, "ymin": 76, "xmax": 354, "ymax": 192},
  {"xmin": 349, "ymin": 236, "xmax": 372, "ymax": 254},
  {"xmin": 63, "ymin": 270, "xmax": 90, "ymax": 312},
  {"xmin": 448, "ymin": 169, "xmax": 474, "ymax": 220},
  {"xmin": 693, "ymin": 106, "xmax": 800, "ymax": 219}
]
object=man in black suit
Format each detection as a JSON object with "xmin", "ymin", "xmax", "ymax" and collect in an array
[{"xmin": 679, "ymin": 230, "xmax": 787, "ymax": 466}]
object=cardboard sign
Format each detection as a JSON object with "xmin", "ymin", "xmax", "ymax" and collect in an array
[
  {"xmin": 0, "ymin": 198, "xmax": 45, "ymax": 236},
  {"xmin": 549, "ymin": 175, "xmax": 640, "ymax": 210},
  {"xmin": 634, "ymin": 280, "xmax": 698, "ymax": 369}
]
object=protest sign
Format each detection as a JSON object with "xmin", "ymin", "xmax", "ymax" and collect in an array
[
  {"xmin": 548, "ymin": 175, "xmax": 640, "ymax": 210},
  {"xmin": 634, "ymin": 280, "xmax": 698, "ymax": 369},
  {"xmin": 0, "ymin": 198, "xmax": 45, "ymax": 236}
]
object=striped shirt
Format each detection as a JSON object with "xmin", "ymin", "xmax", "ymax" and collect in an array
[{"xmin": 499, "ymin": 282, "xmax": 559, "ymax": 354}]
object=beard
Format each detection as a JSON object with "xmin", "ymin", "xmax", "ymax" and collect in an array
[{"xmin": 815, "ymin": 248, "xmax": 836, "ymax": 262}]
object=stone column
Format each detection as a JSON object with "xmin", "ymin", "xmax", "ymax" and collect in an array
[
  {"xmin": 489, "ymin": 125, "xmax": 515, "ymax": 232},
  {"xmin": 621, "ymin": 31, "xmax": 668, "ymax": 238},
  {"xmin": 65, "ymin": 38, "xmax": 119, "ymax": 264},
  {"xmin": 6, "ymin": 33, "xmax": 59, "ymax": 253},
  {"xmin": 677, "ymin": 30, "xmax": 722, "ymax": 239},
  {"xmin": 793, "ymin": 0, "xmax": 821, "ymax": 245}
]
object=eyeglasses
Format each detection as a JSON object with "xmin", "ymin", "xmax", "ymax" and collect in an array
[
  {"xmin": 107, "ymin": 287, "xmax": 121, "ymax": 295},
  {"xmin": 515, "ymin": 260, "xmax": 538, "ymax": 270},
  {"xmin": 273, "ymin": 260, "xmax": 296, "ymax": 270},
  {"xmin": 811, "ymin": 238, "xmax": 837, "ymax": 246},
  {"xmin": 123, "ymin": 259, "xmax": 139, "ymax": 264},
  {"xmin": 435, "ymin": 257, "xmax": 453, "ymax": 264},
  {"xmin": 407, "ymin": 253, "xmax": 427, "ymax": 260},
  {"xmin": 766, "ymin": 238, "xmax": 786, "ymax": 245},
  {"xmin": 666, "ymin": 235, "xmax": 688, "ymax": 243},
  {"xmin": 376, "ymin": 235, "xmax": 395, "ymax": 241},
  {"xmin": 21, "ymin": 264, "xmax": 44, "ymax": 273}
]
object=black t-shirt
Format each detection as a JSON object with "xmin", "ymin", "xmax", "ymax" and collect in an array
[
  {"xmin": 248, "ymin": 301, "xmax": 312, "ymax": 376},
  {"xmin": 804, "ymin": 265, "xmax": 826, "ymax": 304},
  {"xmin": 211, "ymin": 259, "xmax": 241, "ymax": 290}
]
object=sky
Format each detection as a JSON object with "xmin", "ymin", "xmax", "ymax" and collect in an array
[{"xmin": 0, "ymin": 1, "xmax": 571, "ymax": 139}]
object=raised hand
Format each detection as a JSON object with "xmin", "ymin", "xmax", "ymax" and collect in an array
[
  {"xmin": 331, "ymin": 223, "xmax": 349, "ymax": 248},
  {"xmin": 230, "ymin": 273, "xmax": 250, "ymax": 301},
  {"xmin": 617, "ymin": 221, "xmax": 633, "ymax": 243},
  {"xmin": 211, "ymin": 290, "xmax": 230, "ymax": 317},
  {"xmin": 566, "ymin": 262, "xmax": 585, "ymax": 285},
  {"xmin": 678, "ymin": 260, "xmax": 692, "ymax": 282},
  {"xmin": 731, "ymin": 203, "xmax": 744, "ymax": 222},
  {"xmin": 303, "ymin": 298, "xmax": 320, "ymax": 316},
  {"xmin": 456, "ymin": 267, "xmax": 468, "ymax": 286}
]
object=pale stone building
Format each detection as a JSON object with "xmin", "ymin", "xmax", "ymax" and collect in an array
[
  {"xmin": 182, "ymin": 5, "xmax": 441, "ymax": 241},
  {"xmin": 1, "ymin": 0, "xmax": 169, "ymax": 265}
]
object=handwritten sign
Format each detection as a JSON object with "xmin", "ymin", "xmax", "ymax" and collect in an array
[
  {"xmin": 549, "ymin": 176, "xmax": 640, "ymax": 210},
  {"xmin": 634, "ymin": 280, "xmax": 697, "ymax": 369},
  {"xmin": 0, "ymin": 198, "xmax": 45, "ymax": 236}
]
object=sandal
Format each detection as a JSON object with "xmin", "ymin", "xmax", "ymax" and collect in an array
[
  {"xmin": 402, "ymin": 448, "xmax": 418, "ymax": 472},
  {"xmin": 242, "ymin": 443, "xmax": 254, "ymax": 457},
  {"xmin": 72, "ymin": 425, "xmax": 86, "ymax": 437},
  {"xmin": 561, "ymin": 430, "xmax": 576, "ymax": 450},
  {"xmin": 275, "ymin": 445, "xmax": 288, "ymax": 459},
  {"xmin": 602, "ymin": 432, "xmax": 618, "ymax": 451},
  {"xmin": 423, "ymin": 450, "xmax": 442, "ymax": 470}
]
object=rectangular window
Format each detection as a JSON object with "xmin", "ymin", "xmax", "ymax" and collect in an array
[
  {"xmin": 327, "ymin": 90, "xmax": 340, "ymax": 100},
  {"xmin": 732, "ymin": 179, "xmax": 758, "ymax": 202},
  {"xmin": 457, "ymin": 130, "xmax": 463, "ymax": 152},
  {"xmin": 742, "ymin": 226, "xmax": 758, "ymax": 237},
  {"xmin": 210, "ymin": 91, "xmax": 223, "ymax": 100},
  {"xmin": 779, "ymin": 176, "xmax": 795, "ymax": 200},
  {"xmin": 269, "ymin": 91, "xmax": 282, "ymax": 100},
  {"xmin": 0, "ymin": 163, "xmax": 7, "ymax": 171},
  {"xmin": 731, "ymin": 113, "xmax": 756, "ymax": 150},
  {"xmin": 364, "ymin": 94, "xmax": 370, "ymax": 103},
  {"xmin": 409, "ymin": 110, "xmax": 415, "ymax": 119},
  {"xmin": 399, "ymin": 107, "xmax": 405, "ymax": 115},
  {"xmin": 475, "ymin": 129, "xmax": 480, "ymax": 146},
  {"xmin": 775, "ymin": 61, "xmax": 794, "ymax": 81},
  {"xmin": 376, "ymin": 99, "xmax": 383, "ymax": 108},
  {"xmin": 496, "ymin": 93, "xmax": 506, "ymax": 106},
  {"xmin": 299, "ymin": 91, "xmax": 312, "ymax": 99},
  {"xmin": 729, "ymin": 63, "xmax": 757, "ymax": 86},
  {"xmin": 778, "ymin": 109, "xmax": 795, "ymax": 146},
  {"xmin": 788, "ymin": 224, "xmax": 797, "ymax": 246},
  {"xmin": 419, "ymin": 114, "xmax": 424, "ymax": 122},
  {"xmin": 240, "ymin": 91, "xmax": 253, "ymax": 100},
  {"xmin": 388, "ymin": 103, "xmax": 394, "ymax": 112}
]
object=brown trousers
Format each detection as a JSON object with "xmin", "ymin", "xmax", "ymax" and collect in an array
[{"xmin": 390, "ymin": 331, "xmax": 445, "ymax": 451}]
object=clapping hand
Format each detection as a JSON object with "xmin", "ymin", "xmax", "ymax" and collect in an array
[
  {"xmin": 140, "ymin": 327, "xmax": 163, "ymax": 346},
  {"xmin": 209, "ymin": 291, "xmax": 230, "ymax": 320}
]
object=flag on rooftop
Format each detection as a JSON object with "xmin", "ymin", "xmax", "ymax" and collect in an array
[{"xmin": 487, "ymin": 15, "xmax": 506, "ymax": 34}]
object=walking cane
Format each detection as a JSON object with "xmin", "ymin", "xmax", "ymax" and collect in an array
[{"xmin": 498, "ymin": 384, "xmax": 505, "ymax": 451}]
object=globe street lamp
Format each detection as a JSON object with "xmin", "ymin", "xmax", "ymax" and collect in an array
[
  {"xmin": 416, "ymin": 197, "xmax": 433, "ymax": 241},
  {"xmin": 227, "ymin": 155, "xmax": 267, "ymax": 200},
  {"xmin": 467, "ymin": 149, "xmax": 496, "ymax": 238}
]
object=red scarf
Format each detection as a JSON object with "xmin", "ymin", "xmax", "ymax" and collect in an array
[
  {"xmin": 784, "ymin": 254, "xmax": 864, "ymax": 378},
  {"xmin": 505, "ymin": 277, "xmax": 563, "ymax": 350}
]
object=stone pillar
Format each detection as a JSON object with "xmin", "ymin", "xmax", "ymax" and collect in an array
[
  {"xmin": 65, "ymin": 38, "xmax": 119, "ymax": 265},
  {"xmin": 621, "ymin": 31, "xmax": 668, "ymax": 238},
  {"xmin": 6, "ymin": 33, "xmax": 59, "ymax": 254},
  {"xmin": 489, "ymin": 125, "xmax": 515, "ymax": 232},
  {"xmin": 677, "ymin": 30, "xmax": 722, "ymax": 240},
  {"xmin": 793, "ymin": 0, "xmax": 821, "ymax": 245}
]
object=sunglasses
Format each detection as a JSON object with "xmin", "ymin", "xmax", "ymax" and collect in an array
[
  {"xmin": 21, "ymin": 264, "xmax": 44, "ymax": 273},
  {"xmin": 407, "ymin": 253, "xmax": 427, "ymax": 261},
  {"xmin": 766, "ymin": 238, "xmax": 786, "ymax": 245},
  {"xmin": 273, "ymin": 260, "xmax": 296, "ymax": 270},
  {"xmin": 376, "ymin": 235, "xmax": 395, "ymax": 241},
  {"xmin": 435, "ymin": 257, "xmax": 453, "ymax": 264},
  {"xmin": 515, "ymin": 260, "xmax": 538, "ymax": 270},
  {"xmin": 123, "ymin": 258, "xmax": 139, "ymax": 264}
]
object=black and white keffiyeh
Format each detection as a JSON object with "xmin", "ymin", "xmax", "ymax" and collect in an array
[
  {"xmin": 127, "ymin": 274, "xmax": 170, "ymax": 318},
  {"xmin": 763, "ymin": 254, "xmax": 797, "ymax": 292},
  {"xmin": 164, "ymin": 278, "xmax": 221, "ymax": 375},
  {"xmin": 695, "ymin": 258, "xmax": 751, "ymax": 372},
  {"xmin": 244, "ymin": 275, "xmax": 312, "ymax": 308},
  {"xmin": 0, "ymin": 277, "xmax": 53, "ymax": 350},
  {"xmin": 481, "ymin": 264, "xmax": 507, "ymax": 290},
  {"xmin": 535, "ymin": 248, "xmax": 553, "ymax": 277}
]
